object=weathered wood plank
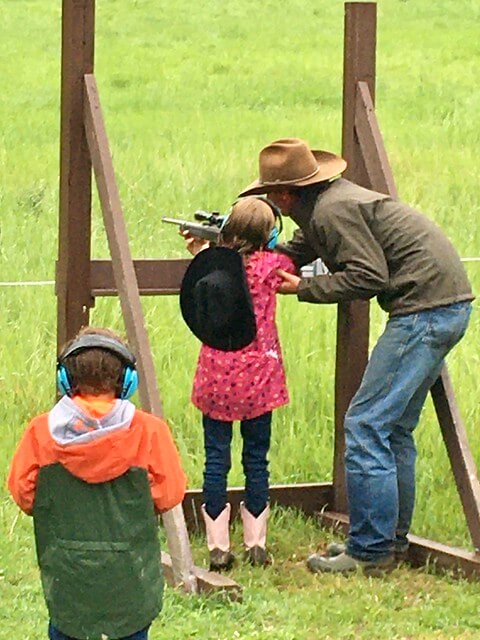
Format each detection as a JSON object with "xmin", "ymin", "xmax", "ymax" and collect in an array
[
  {"xmin": 90, "ymin": 259, "xmax": 190, "ymax": 296},
  {"xmin": 355, "ymin": 80, "xmax": 398, "ymax": 199},
  {"xmin": 334, "ymin": 2, "xmax": 376, "ymax": 512},
  {"xmin": 83, "ymin": 73, "xmax": 198, "ymax": 594},
  {"xmin": 57, "ymin": 0, "xmax": 95, "ymax": 349},
  {"xmin": 318, "ymin": 511, "xmax": 480, "ymax": 580},
  {"xmin": 161, "ymin": 552, "xmax": 242, "ymax": 602},
  {"xmin": 431, "ymin": 368, "xmax": 480, "ymax": 551},
  {"xmin": 182, "ymin": 483, "xmax": 333, "ymax": 531}
]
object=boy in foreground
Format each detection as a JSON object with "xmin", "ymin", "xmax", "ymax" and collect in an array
[{"xmin": 8, "ymin": 327, "xmax": 187, "ymax": 640}]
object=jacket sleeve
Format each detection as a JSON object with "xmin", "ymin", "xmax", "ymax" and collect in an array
[
  {"xmin": 276, "ymin": 228, "xmax": 318, "ymax": 268},
  {"xmin": 147, "ymin": 419, "xmax": 187, "ymax": 513},
  {"xmin": 8, "ymin": 422, "xmax": 40, "ymax": 516},
  {"xmin": 297, "ymin": 200, "xmax": 389, "ymax": 304}
]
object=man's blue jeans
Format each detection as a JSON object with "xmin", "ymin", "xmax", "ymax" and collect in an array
[
  {"xmin": 48, "ymin": 622, "xmax": 149, "ymax": 640},
  {"xmin": 345, "ymin": 302, "xmax": 472, "ymax": 561},
  {"xmin": 203, "ymin": 412, "xmax": 272, "ymax": 519}
]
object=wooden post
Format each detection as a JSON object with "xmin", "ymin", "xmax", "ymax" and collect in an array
[
  {"xmin": 57, "ymin": 0, "xmax": 95, "ymax": 350},
  {"xmin": 83, "ymin": 74, "xmax": 198, "ymax": 593},
  {"xmin": 333, "ymin": 2, "xmax": 376, "ymax": 512}
]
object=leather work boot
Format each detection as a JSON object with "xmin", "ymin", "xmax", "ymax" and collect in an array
[
  {"xmin": 307, "ymin": 551, "xmax": 395, "ymax": 576},
  {"xmin": 240, "ymin": 502, "xmax": 270, "ymax": 567},
  {"xmin": 326, "ymin": 541, "xmax": 347, "ymax": 557},
  {"xmin": 326, "ymin": 541, "xmax": 409, "ymax": 564},
  {"xmin": 201, "ymin": 504, "xmax": 235, "ymax": 571}
]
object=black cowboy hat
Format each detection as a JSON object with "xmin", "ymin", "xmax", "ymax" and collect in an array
[{"xmin": 180, "ymin": 247, "xmax": 256, "ymax": 351}]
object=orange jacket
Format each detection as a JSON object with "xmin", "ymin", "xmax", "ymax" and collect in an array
[{"xmin": 8, "ymin": 395, "xmax": 187, "ymax": 515}]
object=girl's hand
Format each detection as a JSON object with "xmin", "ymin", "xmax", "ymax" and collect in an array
[
  {"xmin": 276, "ymin": 269, "xmax": 301, "ymax": 294},
  {"xmin": 180, "ymin": 230, "xmax": 210, "ymax": 256}
]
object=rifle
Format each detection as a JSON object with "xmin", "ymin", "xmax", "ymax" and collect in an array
[{"xmin": 161, "ymin": 210, "xmax": 226, "ymax": 242}]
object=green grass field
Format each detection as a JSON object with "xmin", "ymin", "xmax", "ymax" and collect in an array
[{"xmin": 1, "ymin": 0, "xmax": 480, "ymax": 638}]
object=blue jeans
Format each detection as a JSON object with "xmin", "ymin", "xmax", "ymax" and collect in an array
[
  {"xmin": 344, "ymin": 302, "xmax": 471, "ymax": 561},
  {"xmin": 203, "ymin": 412, "xmax": 272, "ymax": 519},
  {"xmin": 48, "ymin": 622, "xmax": 149, "ymax": 640}
]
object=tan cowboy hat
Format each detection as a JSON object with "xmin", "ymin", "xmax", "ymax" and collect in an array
[{"xmin": 239, "ymin": 138, "xmax": 347, "ymax": 196}]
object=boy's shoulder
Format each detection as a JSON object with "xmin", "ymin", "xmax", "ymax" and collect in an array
[
  {"xmin": 132, "ymin": 408, "xmax": 170, "ymax": 431},
  {"xmin": 26, "ymin": 411, "xmax": 51, "ymax": 432}
]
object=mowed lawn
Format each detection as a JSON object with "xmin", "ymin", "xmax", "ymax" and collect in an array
[{"xmin": 1, "ymin": 1, "xmax": 480, "ymax": 638}]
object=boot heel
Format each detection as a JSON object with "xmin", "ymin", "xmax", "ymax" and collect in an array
[
  {"xmin": 240, "ymin": 502, "xmax": 270, "ymax": 568},
  {"xmin": 245, "ymin": 545, "xmax": 269, "ymax": 567},
  {"xmin": 202, "ymin": 504, "xmax": 235, "ymax": 572},
  {"xmin": 210, "ymin": 548, "xmax": 236, "ymax": 571}
]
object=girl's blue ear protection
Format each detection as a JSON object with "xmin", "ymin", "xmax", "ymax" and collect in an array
[
  {"xmin": 57, "ymin": 335, "xmax": 138, "ymax": 400},
  {"xmin": 255, "ymin": 196, "xmax": 283, "ymax": 249},
  {"xmin": 225, "ymin": 196, "xmax": 283, "ymax": 249},
  {"xmin": 266, "ymin": 225, "xmax": 279, "ymax": 249}
]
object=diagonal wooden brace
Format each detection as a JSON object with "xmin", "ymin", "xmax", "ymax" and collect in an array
[
  {"xmin": 82, "ymin": 72, "xmax": 241, "ymax": 597},
  {"xmin": 431, "ymin": 368, "xmax": 480, "ymax": 552}
]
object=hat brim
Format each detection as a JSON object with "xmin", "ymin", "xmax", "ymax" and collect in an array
[
  {"xmin": 238, "ymin": 150, "xmax": 347, "ymax": 196},
  {"xmin": 180, "ymin": 247, "xmax": 257, "ymax": 351}
]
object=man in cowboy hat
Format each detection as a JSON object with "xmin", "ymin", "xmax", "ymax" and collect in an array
[{"xmin": 239, "ymin": 138, "xmax": 474, "ymax": 575}]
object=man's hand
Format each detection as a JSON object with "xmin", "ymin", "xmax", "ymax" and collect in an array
[
  {"xmin": 180, "ymin": 230, "xmax": 210, "ymax": 256},
  {"xmin": 276, "ymin": 269, "xmax": 301, "ymax": 294}
]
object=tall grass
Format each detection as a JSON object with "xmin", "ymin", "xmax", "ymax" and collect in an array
[{"xmin": 1, "ymin": 1, "xmax": 480, "ymax": 637}]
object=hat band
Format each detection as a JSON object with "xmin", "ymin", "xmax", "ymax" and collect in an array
[{"xmin": 260, "ymin": 165, "xmax": 320, "ymax": 186}]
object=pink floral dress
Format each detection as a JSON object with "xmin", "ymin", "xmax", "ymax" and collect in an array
[{"xmin": 191, "ymin": 251, "xmax": 296, "ymax": 421}]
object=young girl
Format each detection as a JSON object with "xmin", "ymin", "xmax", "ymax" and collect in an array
[{"xmin": 183, "ymin": 196, "xmax": 295, "ymax": 570}]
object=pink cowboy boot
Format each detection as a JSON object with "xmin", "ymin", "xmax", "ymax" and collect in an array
[
  {"xmin": 201, "ymin": 504, "xmax": 235, "ymax": 571},
  {"xmin": 240, "ymin": 502, "xmax": 270, "ymax": 567}
]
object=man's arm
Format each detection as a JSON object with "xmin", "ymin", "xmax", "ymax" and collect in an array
[
  {"xmin": 280, "ymin": 201, "xmax": 389, "ymax": 303},
  {"xmin": 276, "ymin": 227, "xmax": 318, "ymax": 268}
]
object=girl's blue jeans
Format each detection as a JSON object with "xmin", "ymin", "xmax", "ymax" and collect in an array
[
  {"xmin": 202, "ymin": 411, "xmax": 272, "ymax": 519},
  {"xmin": 48, "ymin": 622, "xmax": 149, "ymax": 640},
  {"xmin": 345, "ymin": 301, "xmax": 472, "ymax": 561}
]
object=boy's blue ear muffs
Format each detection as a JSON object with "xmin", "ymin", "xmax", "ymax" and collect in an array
[
  {"xmin": 56, "ymin": 334, "xmax": 138, "ymax": 399},
  {"xmin": 57, "ymin": 364, "xmax": 73, "ymax": 397},
  {"xmin": 121, "ymin": 366, "xmax": 138, "ymax": 400}
]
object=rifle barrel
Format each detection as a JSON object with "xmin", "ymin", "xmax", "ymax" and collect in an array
[{"xmin": 161, "ymin": 217, "xmax": 220, "ymax": 242}]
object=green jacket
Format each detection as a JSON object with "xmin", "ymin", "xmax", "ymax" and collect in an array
[
  {"xmin": 278, "ymin": 179, "xmax": 473, "ymax": 315},
  {"xmin": 33, "ymin": 463, "xmax": 163, "ymax": 639}
]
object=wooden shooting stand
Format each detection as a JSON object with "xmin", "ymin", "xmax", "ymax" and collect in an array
[{"xmin": 56, "ymin": 0, "xmax": 480, "ymax": 592}]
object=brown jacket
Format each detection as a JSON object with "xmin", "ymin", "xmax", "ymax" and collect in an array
[{"xmin": 278, "ymin": 179, "xmax": 473, "ymax": 316}]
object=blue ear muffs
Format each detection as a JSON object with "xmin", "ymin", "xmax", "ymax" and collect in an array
[
  {"xmin": 57, "ymin": 364, "xmax": 73, "ymax": 397},
  {"xmin": 121, "ymin": 366, "xmax": 138, "ymax": 399},
  {"xmin": 224, "ymin": 196, "xmax": 283, "ymax": 250},
  {"xmin": 266, "ymin": 226, "xmax": 279, "ymax": 249},
  {"xmin": 57, "ymin": 334, "xmax": 138, "ymax": 399}
]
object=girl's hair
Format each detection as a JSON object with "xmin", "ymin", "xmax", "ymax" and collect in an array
[
  {"xmin": 61, "ymin": 326, "xmax": 128, "ymax": 396},
  {"xmin": 220, "ymin": 197, "xmax": 276, "ymax": 255}
]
